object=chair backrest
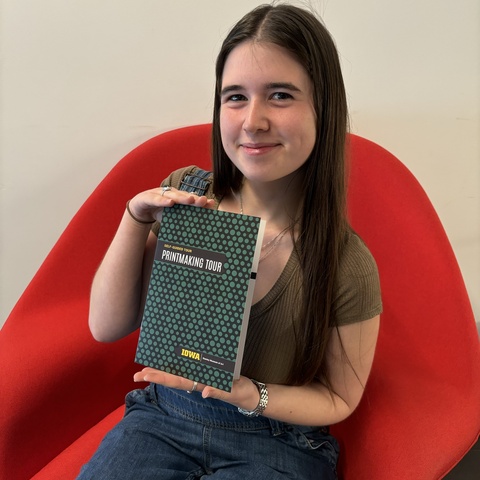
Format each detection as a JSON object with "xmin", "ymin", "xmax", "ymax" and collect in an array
[
  {"xmin": 332, "ymin": 133, "xmax": 480, "ymax": 479},
  {"xmin": 1, "ymin": 124, "xmax": 478, "ymax": 480}
]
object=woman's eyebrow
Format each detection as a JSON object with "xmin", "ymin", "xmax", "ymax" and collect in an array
[
  {"xmin": 266, "ymin": 82, "xmax": 301, "ymax": 92},
  {"xmin": 221, "ymin": 82, "xmax": 302, "ymax": 96},
  {"xmin": 220, "ymin": 85, "xmax": 243, "ymax": 96}
]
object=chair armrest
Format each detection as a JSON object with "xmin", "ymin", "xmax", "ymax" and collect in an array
[{"xmin": 0, "ymin": 295, "xmax": 140, "ymax": 479}]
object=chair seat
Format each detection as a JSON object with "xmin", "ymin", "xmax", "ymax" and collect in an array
[{"xmin": 31, "ymin": 406, "xmax": 125, "ymax": 480}]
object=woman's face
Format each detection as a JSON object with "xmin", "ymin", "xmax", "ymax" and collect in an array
[{"xmin": 219, "ymin": 41, "xmax": 316, "ymax": 186}]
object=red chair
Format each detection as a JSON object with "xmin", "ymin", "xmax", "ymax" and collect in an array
[{"xmin": 1, "ymin": 124, "xmax": 478, "ymax": 479}]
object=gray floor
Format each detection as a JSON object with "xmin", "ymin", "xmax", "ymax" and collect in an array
[
  {"xmin": 444, "ymin": 326, "xmax": 479, "ymax": 478},
  {"xmin": 443, "ymin": 437, "xmax": 480, "ymax": 479}
]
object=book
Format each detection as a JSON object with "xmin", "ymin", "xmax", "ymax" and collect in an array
[{"xmin": 135, "ymin": 204, "xmax": 265, "ymax": 392}]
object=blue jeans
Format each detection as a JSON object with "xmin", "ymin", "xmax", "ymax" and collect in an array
[{"xmin": 77, "ymin": 384, "xmax": 339, "ymax": 479}]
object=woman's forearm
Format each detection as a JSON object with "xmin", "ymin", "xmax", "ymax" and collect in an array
[
  {"xmin": 88, "ymin": 211, "xmax": 156, "ymax": 342},
  {"xmin": 263, "ymin": 317, "xmax": 379, "ymax": 426},
  {"xmin": 263, "ymin": 382, "xmax": 353, "ymax": 426}
]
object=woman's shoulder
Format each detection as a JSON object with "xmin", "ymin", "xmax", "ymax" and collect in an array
[
  {"xmin": 161, "ymin": 165, "xmax": 212, "ymax": 190},
  {"xmin": 339, "ymin": 232, "xmax": 379, "ymax": 278},
  {"xmin": 152, "ymin": 166, "xmax": 214, "ymax": 237},
  {"xmin": 334, "ymin": 232, "xmax": 382, "ymax": 325}
]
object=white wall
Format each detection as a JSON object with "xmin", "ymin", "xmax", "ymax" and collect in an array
[{"xmin": 1, "ymin": 0, "xmax": 479, "ymax": 327}]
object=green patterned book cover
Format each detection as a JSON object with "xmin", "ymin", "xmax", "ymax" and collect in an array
[{"xmin": 135, "ymin": 204, "xmax": 265, "ymax": 392}]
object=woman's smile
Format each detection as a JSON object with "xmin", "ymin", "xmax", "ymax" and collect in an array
[{"xmin": 240, "ymin": 142, "xmax": 282, "ymax": 156}]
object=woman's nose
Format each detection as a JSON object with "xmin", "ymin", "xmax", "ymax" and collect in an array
[{"xmin": 243, "ymin": 100, "xmax": 269, "ymax": 133}]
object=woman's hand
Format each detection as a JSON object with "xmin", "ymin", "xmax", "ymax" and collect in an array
[
  {"xmin": 134, "ymin": 368, "xmax": 261, "ymax": 411},
  {"xmin": 127, "ymin": 186, "xmax": 216, "ymax": 225}
]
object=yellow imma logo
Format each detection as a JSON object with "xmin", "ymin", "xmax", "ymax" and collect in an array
[{"xmin": 181, "ymin": 348, "xmax": 201, "ymax": 361}]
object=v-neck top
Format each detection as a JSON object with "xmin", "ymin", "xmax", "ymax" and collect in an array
[{"xmin": 152, "ymin": 166, "xmax": 382, "ymax": 384}]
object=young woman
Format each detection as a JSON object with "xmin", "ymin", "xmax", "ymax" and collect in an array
[{"xmin": 79, "ymin": 3, "xmax": 382, "ymax": 479}]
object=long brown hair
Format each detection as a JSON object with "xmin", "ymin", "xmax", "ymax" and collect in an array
[{"xmin": 212, "ymin": 4, "xmax": 349, "ymax": 387}]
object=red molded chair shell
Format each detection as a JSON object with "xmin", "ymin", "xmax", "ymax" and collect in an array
[{"xmin": 1, "ymin": 124, "xmax": 478, "ymax": 479}]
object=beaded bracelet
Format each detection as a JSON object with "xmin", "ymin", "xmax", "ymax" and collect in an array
[{"xmin": 125, "ymin": 200, "xmax": 155, "ymax": 225}]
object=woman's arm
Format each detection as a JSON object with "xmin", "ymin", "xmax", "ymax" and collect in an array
[
  {"xmin": 135, "ymin": 315, "xmax": 380, "ymax": 426},
  {"xmin": 88, "ymin": 187, "xmax": 215, "ymax": 343},
  {"xmin": 264, "ymin": 315, "xmax": 380, "ymax": 425}
]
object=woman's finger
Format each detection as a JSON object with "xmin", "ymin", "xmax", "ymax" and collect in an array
[
  {"xmin": 133, "ymin": 367, "xmax": 207, "ymax": 393},
  {"xmin": 156, "ymin": 187, "xmax": 214, "ymax": 208}
]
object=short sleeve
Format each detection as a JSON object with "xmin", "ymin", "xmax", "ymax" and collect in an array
[{"xmin": 333, "ymin": 234, "xmax": 383, "ymax": 326}]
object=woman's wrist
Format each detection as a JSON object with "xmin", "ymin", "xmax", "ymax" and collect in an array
[
  {"xmin": 238, "ymin": 379, "xmax": 269, "ymax": 417},
  {"xmin": 125, "ymin": 200, "xmax": 156, "ymax": 225}
]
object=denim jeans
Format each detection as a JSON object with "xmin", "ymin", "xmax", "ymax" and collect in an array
[{"xmin": 77, "ymin": 384, "xmax": 339, "ymax": 479}]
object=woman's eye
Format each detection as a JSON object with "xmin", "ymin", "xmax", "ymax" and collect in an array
[
  {"xmin": 271, "ymin": 92, "xmax": 293, "ymax": 100},
  {"xmin": 227, "ymin": 94, "xmax": 247, "ymax": 102}
]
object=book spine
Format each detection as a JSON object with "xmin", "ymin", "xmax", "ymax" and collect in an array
[{"xmin": 233, "ymin": 218, "xmax": 266, "ymax": 379}]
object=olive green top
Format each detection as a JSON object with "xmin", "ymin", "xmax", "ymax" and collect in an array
[{"xmin": 152, "ymin": 166, "xmax": 382, "ymax": 384}]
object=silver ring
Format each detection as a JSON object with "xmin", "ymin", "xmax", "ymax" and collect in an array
[
  {"xmin": 187, "ymin": 380, "xmax": 198, "ymax": 394},
  {"xmin": 161, "ymin": 186, "xmax": 172, "ymax": 196}
]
